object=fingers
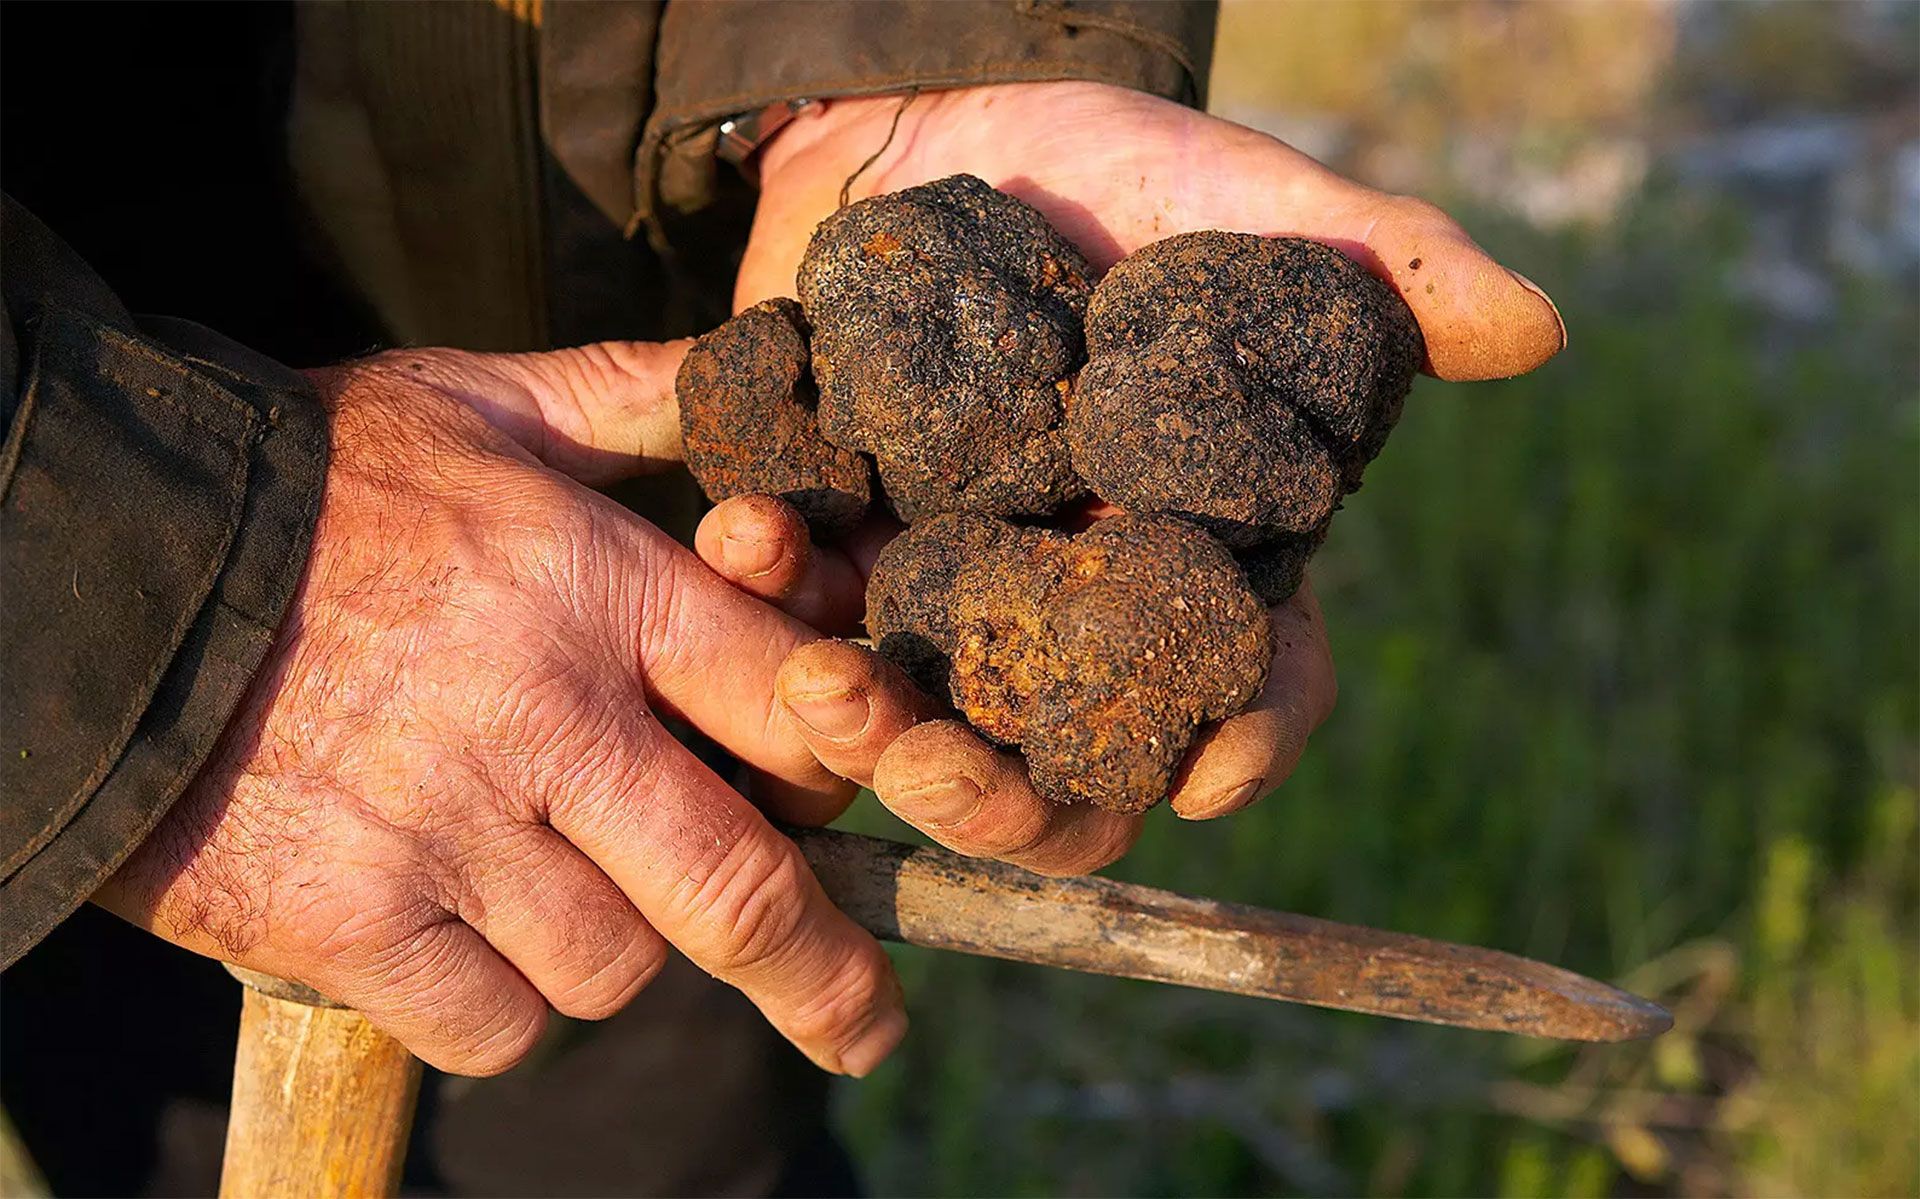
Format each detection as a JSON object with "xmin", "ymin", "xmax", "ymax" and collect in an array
[
  {"xmin": 379, "ymin": 342, "xmax": 692, "ymax": 485},
  {"xmin": 1170, "ymin": 578, "xmax": 1338, "ymax": 820},
  {"xmin": 693, "ymin": 495, "xmax": 870, "ymax": 634},
  {"xmin": 618, "ymin": 523, "xmax": 857, "ymax": 816},
  {"xmin": 775, "ymin": 640, "xmax": 945, "ymax": 789},
  {"xmin": 98, "ymin": 812, "xmax": 553, "ymax": 1078},
  {"xmin": 871, "ymin": 720, "xmax": 1143, "ymax": 877},
  {"xmin": 1190, "ymin": 141, "xmax": 1565, "ymax": 382},
  {"xmin": 1330, "ymin": 192, "xmax": 1566, "ymax": 383},
  {"xmin": 549, "ymin": 715, "xmax": 908, "ymax": 1076},
  {"xmin": 451, "ymin": 823, "xmax": 669, "ymax": 1021},
  {"xmin": 749, "ymin": 625, "xmax": 939, "ymax": 826},
  {"xmin": 321, "ymin": 908, "xmax": 552, "ymax": 1078}
]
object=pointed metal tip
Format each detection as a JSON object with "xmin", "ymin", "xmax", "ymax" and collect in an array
[
  {"xmin": 1526, "ymin": 964, "xmax": 1674, "ymax": 1043},
  {"xmin": 1593, "ymin": 989, "xmax": 1675, "ymax": 1043}
]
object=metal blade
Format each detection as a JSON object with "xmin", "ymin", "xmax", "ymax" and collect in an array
[{"xmin": 793, "ymin": 826, "xmax": 1671, "ymax": 1043}]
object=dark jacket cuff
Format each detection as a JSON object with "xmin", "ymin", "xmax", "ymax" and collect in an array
[
  {"xmin": 638, "ymin": 0, "xmax": 1217, "ymax": 227},
  {"xmin": 0, "ymin": 200, "xmax": 328, "ymax": 967}
]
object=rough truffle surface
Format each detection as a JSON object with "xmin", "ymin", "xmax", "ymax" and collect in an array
[
  {"xmin": 1070, "ymin": 233, "xmax": 1422, "ymax": 598},
  {"xmin": 799, "ymin": 175, "xmax": 1093, "ymax": 522},
  {"xmin": 677, "ymin": 298, "xmax": 872, "ymax": 538},
  {"xmin": 867, "ymin": 512, "xmax": 1271, "ymax": 813}
]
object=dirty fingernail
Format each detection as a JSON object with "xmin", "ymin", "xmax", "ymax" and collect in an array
[
  {"xmin": 785, "ymin": 688, "xmax": 871, "ymax": 739},
  {"xmin": 720, "ymin": 534, "xmax": 784, "ymax": 579},
  {"xmin": 895, "ymin": 776, "xmax": 982, "ymax": 826},
  {"xmin": 1181, "ymin": 778, "xmax": 1263, "ymax": 820},
  {"xmin": 1505, "ymin": 268, "xmax": 1568, "ymax": 351},
  {"xmin": 720, "ymin": 534, "xmax": 784, "ymax": 578},
  {"xmin": 840, "ymin": 1005, "xmax": 908, "ymax": 1078}
]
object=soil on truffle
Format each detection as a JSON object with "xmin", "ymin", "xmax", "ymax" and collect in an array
[
  {"xmin": 1236, "ymin": 524, "xmax": 1330, "ymax": 607},
  {"xmin": 867, "ymin": 512, "xmax": 1271, "ymax": 813},
  {"xmin": 677, "ymin": 298, "xmax": 873, "ymax": 538},
  {"xmin": 1069, "ymin": 233, "xmax": 1422, "ymax": 598},
  {"xmin": 799, "ymin": 174, "xmax": 1094, "ymax": 522}
]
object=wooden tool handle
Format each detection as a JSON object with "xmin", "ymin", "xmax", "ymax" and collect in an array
[
  {"xmin": 220, "ymin": 968, "xmax": 421, "ymax": 1199},
  {"xmin": 216, "ymin": 829, "xmax": 1665, "ymax": 1195}
]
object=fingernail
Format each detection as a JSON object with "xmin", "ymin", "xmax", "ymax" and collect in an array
[
  {"xmin": 1505, "ymin": 268, "xmax": 1568, "ymax": 351},
  {"xmin": 720, "ymin": 534, "xmax": 783, "ymax": 579},
  {"xmin": 896, "ymin": 776, "xmax": 982, "ymax": 826},
  {"xmin": 785, "ymin": 687, "xmax": 871, "ymax": 740},
  {"xmin": 1183, "ymin": 778, "xmax": 1262, "ymax": 820},
  {"xmin": 840, "ymin": 1005, "xmax": 908, "ymax": 1078}
]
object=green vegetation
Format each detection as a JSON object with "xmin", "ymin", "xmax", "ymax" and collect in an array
[{"xmin": 832, "ymin": 196, "xmax": 1920, "ymax": 1197}]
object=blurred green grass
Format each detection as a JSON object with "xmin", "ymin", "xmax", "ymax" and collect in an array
[{"xmin": 830, "ymin": 195, "xmax": 1920, "ymax": 1197}]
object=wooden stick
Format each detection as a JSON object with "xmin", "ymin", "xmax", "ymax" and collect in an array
[
  {"xmin": 217, "ymin": 829, "xmax": 1668, "ymax": 1196},
  {"xmin": 220, "ymin": 968, "xmax": 421, "ymax": 1199},
  {"xmin": 792, "ymin": 827, "xmax": 1671, "ymax": 1043}
]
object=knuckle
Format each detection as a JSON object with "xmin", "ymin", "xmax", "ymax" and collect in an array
[
  {"xmin": 955, "ymin": 793, "xmax": 1052, "ymax": 859},
  {"xmin": 1387, "ymin": 193, "xmax": 1463, "ymax": 234},
  {"xmin": 489, "ymin": 482, "xmax": 612, "ymax": 596},
  {"xmin": 350, "ymin": 906, "xmax": 473, "ymax": 1000},
  {"xmin": 449, "ymin": 1000, "xmax": 548, "ymax": 1077},
  {"xmin": 783, "ymin": 944, "xmax": 893, "ymax": 1054},
  {"xmin": 542, "ymin": 710, "xmax": 668, "ymax": 832},
  {"xmin": 327, "ymin": 909, "xmax": 546, "ymax": 1076},
  {"xmin": 674, "ymin": 830, "xmax": 813, "ymax": 974},
  {"xmin": 547, "ymin": 923, "xmax": 667, "ymax": 1021},
  {"xmin": 630, "ymin": 537, "xmax": 695, "ymax": 677}
]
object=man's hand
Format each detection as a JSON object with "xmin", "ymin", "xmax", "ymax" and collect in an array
[
  {"xmin": 740, "ymin": 82, "xmax": 1564, "ymax": 378},
  {"xmin": 97, "ymin": 344, "xmax": 909, "ymax": 1078},
  {"xmin": 696, "ymin": 82, "xmax": 1564, "ymax": 872}
]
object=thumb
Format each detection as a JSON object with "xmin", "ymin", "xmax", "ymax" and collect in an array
[
  {"xmin": 1319, "ymin": 192, "xmax": 1567, "ymax": 383},
  {"xmin": 422, "ymin": 340, "xmax": 693, "ymax": 486}
]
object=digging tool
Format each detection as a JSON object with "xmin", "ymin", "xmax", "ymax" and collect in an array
[{"xmin": 219, "ymin": 826, "xmax": 1670, "ymax": 1197}]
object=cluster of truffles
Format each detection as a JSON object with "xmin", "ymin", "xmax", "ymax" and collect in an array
[{"xmin": 678, "ymin": 175, "xmax": 1421, "ymax": 812}]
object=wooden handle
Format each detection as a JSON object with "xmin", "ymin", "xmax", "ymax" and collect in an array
[
  {"xmin": 790, "ymin": 827, "xmax": 1671, "ymax": 1042},
  {"xmin": 215, "ymin": 831, "xmax": 1666, "ymax": 1194},
  {"xmin": 220, "ymin": 969, "xmax": 421, "ymax": 1199}
]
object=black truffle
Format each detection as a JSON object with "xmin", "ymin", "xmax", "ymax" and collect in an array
[
  {"xmin": 867, "ymin": 512, "xmax": 1271, "ymax": 813},
  {"xmin": 798, "ymin": 174, "xmax": 1093, "ymax": 522},
  {"xmin": 677, "ymin": 298, "xmax": 872, "ymax": 538},
  {"xmin": 1069, "ymin": 232, "xmax": 1422, "ymax": 601}
]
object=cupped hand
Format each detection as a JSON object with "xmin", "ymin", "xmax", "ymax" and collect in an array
[
  {"xmin": 706, "ymin": 81, "xmax": 1564, "ymax": 873},
  {"xmin": 739, "ymin": 80, "xmax": 1565, "ymax": 379},
  {"xmin": 97, "ymin": 342, "xmax": 907, "ymax": 1078}
]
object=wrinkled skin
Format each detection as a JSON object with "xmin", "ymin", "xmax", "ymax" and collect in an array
[
  {"xmin": 99, "ymin": 346, "xmax": 908, "ymax": 1079},
  {"xmin": 678, "ymin": 297, "xmax": 872, "ymax": 538},
  {"xmin": 868, "ymin": 513, "xmax": 1272, "ymax": 813},
  {"xmin": 798, "ymin": 175, "xmax": 1092, "ymax": 521}
]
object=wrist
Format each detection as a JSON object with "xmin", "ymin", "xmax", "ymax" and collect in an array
[{"xmin": 755, "ymin": 92, "xmax": 922, "ymax": 197}]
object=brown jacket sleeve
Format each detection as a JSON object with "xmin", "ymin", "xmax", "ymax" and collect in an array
[
  {"xmin": 639, "ymin": 0, "xmax": 1217, "ymax": 226},
  {"xmin": 0, "ymin": 198, "xmax": 329, "ymax": 967}
]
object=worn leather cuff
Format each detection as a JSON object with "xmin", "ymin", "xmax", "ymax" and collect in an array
[{"xmin": 638, "ymin": 0, "xmax": 1217, "ymax": 233}]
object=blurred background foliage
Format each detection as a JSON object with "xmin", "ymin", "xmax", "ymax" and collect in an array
[{"xmin": 832, "ymin": 2, "xmax": 1920, "ymax": 1196}]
